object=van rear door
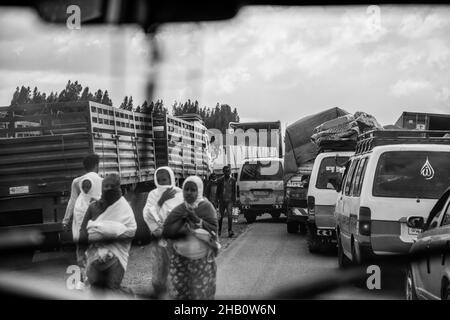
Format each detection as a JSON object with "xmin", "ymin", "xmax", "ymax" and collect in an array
[{"xmin": 368, "ymin": 150, "xmax": 450, "ymax": 254}]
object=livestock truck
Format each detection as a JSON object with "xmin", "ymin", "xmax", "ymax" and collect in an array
[{"xmin": 0, "ymin": 101, "xmax": 210, "ymax": 248}]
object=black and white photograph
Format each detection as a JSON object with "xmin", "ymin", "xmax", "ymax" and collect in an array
[{"xmin": 0, "ymin": 0, "xmax": 450, "ymax": 305}]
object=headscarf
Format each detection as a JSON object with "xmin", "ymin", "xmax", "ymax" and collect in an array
[
  {"xmin": 73, "ymin": 173, "xmax": 102, "ymax": 241},
  {"xmin": 182, "ymin": 176, "xmax": 204, "ymax": 210},
  {"xmin": 155, "ymin": 166, "xmax": 176, "ymax": 191}
]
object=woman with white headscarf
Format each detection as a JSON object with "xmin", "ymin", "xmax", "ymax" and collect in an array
[
  {"xmin": 143, "ymin": 166, "xmax": 183, "ymax": 295},
  {"xmin": 163, "ymin": 176, "xmax": 219, "ymax": 300},
  {"xmin": 73, "ymin": 172, "xmax": 102, "ymax": 287}
]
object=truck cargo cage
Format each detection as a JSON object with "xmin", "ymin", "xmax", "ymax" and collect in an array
[{"xmin": 355, "ymin": 130, "xmax": 450, "ymax": 155}]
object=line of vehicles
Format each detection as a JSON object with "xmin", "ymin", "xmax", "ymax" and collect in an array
[
  {"xmin": 227, "ymin": 110, "xmax": 450, "ymax": 299},
  {"xmin": 281, "ymin": 111, "xmax": 450, "ymax": 300}
]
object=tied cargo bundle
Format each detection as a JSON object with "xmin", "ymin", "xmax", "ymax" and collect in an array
[{"xmin": 311, "ymin": 112, "xmax": 382, "ymax": 151}]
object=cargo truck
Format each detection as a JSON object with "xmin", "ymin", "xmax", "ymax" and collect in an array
[{"xmin": 0, "ymin": 101, "xmax": 210, "ymax": 247}]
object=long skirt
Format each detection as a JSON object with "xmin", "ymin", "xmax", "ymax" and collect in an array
[
  {"xmin": 168, "ymin": 249, "xmax": 217, "ymax": 300},
  {"xmin": 152, "ymin": 244, "xmax": 170, "ymax": 294}
]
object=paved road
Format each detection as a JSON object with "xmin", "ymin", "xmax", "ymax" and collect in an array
[
  {"xmin": 1, "ymin": 211, "xmax": 405, "ymax": 300},
  {"xmin": 216, "ymin": 214, "xmax": 404, "ymax": 300}
]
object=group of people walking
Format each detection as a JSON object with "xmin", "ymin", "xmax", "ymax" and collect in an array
[{"xmin": 63, "ymin": 153, "xmax": 237, "ymax": 300}]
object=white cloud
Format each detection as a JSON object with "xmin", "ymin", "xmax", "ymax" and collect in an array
[
  {"xmin": 436, "ymin": 87, "xmax": 450, "ymax": 102},
  {"xmin": 426, "ymin": 39, "xmax": 450, "ymax": 68},
  {"xmin": 399, "ymin": 12, "xmax": 449, "ymax": 39},
  {"xmin": 390, "ymin": 79, "xmax": 432, "ymax": 96},
  {"xmin": 364, "ymin": 51, "xmax": 391, "ymax": 67},
  {"xmin": 398, "ymin": 52, "xmax": 423, "ymax": 70}
]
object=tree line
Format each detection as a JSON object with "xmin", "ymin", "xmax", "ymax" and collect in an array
[
  {"xmin": 9, "ymin": 80, "xmax": 240, "ymax": 132},
  {"xmin": 10, "ymin": 80, "xmax": 113, "ymax": 106},
  {"xmin": 172, "ymin": 100, "xmax": 240, "ymax": 132}
]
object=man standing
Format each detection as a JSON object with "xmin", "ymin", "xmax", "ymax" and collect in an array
[
  {"xmin": 216, "ymin": 166, "xmax": 236, "ymax": 238},
  {"xmin": 62, "ymin": 154, "xmax": 103, "ymax": 286},
  {"xmin": 79, "ymin": 174, "xmax": 137, "ymax": 291},
  {"xmin": 204, "ymin": 172, "xmax": 218, "ymax": 209}
]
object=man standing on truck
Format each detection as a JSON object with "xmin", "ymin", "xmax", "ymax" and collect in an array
[
  {"xmin": 216, "ymin": 166, "xmax": 236, "ymax": 238},
  {"xmin": 62, "ymin": 154, "xmax": 103, "ymax": 284}
]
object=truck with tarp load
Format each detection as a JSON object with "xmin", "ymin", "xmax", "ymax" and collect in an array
[{"xmin": 284, "ymin": 107, "xmax": 349, "ymax": 234}]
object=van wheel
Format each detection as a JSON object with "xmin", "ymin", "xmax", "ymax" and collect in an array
[
  {"xmin": 406, "ymin": 268, "xmax": 418, "ymax": 300},
  {"xmin": 244, "ymin": 211, "xmax": 257, "ymax": 224},
  {"xmin": 287, "ymin": 221, "xmax": 299, "ymax": 234},
  {"xmin": 307, "ymin": 234, "xmax": 321, "ymax": 253},
  {"xmin": 441, "ymin": 279, "xmax": 450, "ymax": 300},
  {"xmin": 337, "ymin": 234, "xmax": 351, "ymax": 269}
]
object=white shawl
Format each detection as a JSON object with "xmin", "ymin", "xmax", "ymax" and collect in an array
[
  {"xmin": 143, "ymin": 167, "xmax": 183, "ymax": 233},
  {"xmin": 86, "ymin": 196, "xmax": 137, "ymax": 271},
  {"xmin": 72, "ymin": 172, "xmax": 102, "ymax": 241}
]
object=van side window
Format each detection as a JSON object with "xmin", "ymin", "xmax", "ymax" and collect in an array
[
  {"xmin": 351, "ymin": 157, "xmax": 368, "ymax": 197},
  {"xmin": 338, "ymin": 161, "xmax": 351, "ymax": 192},
  {"xmin": 344, "ymin": 159, "xmax": 359, "ymax": 196},
  {"xmin": 440, "ymin": 197, "xmax": 450, "ymax": 227}
]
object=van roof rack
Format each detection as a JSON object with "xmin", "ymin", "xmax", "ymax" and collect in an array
[
  {"xmin": 355, "ymin": 129, "xmax": 450, "ymax": 155},
  {"xmin": 317, "ymin": 140, "xmax": 357, "ymax": 154}
]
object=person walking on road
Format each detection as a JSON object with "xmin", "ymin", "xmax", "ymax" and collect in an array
[
  {"xmin": 216, "ymin": 166, "xmax": 236, "ymax": 238},
  {"xmin": 62, "ymin": 154, "xmax": 103, "ymax": 287},
  {"xmin": 142, "ymin": 166, "xmax": 183, "ymax": 296},
  {"xmin": 204, "ymin": 173, "xmax": 218, "ymax": 209},
  {"xmin": 79, "ymin": 174, "xmax": 137, "ymax": 291},
  {"xmin": 163, "ymin": 176, "xmax": 219, "ymax": 300}
]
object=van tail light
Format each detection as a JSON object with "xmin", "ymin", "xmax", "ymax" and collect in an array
[
  {"xmin": 237, "ymin": 185, "xmax": 240, "ymax": 199},
  {"xmin": 307, "ymin": 196, "xmax": 315, "ymax": 215},
  {"xmin": 359, "ymin": 207, "xmax": 371, "ymax": 236}
]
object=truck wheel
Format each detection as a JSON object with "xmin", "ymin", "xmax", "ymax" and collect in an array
[
  {"xmin": 287, "ymin": 221, "xmax": 299, "ymax": 234},
  {"xmin": 244, "ymin": 211, "xmax": 257, "ymax": 224},
  {"xmin": 307, "ymin": 233, "xmax": 321, "ymax": 253},
  {"xmin": 299, "ymin": 223, "xmax": 307, "ymax": 235}
]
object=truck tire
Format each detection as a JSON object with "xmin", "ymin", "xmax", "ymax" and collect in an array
[
  {"xmin": 244, "ymin": 211, "xmax": 257, "ymax": 224},
  {"xmin": 287, "ymin": 221, "xmax": 299, "ymax": 233},
  {"xmin": 307, "ymin": 233, "xmax": 321, "ymax": 253},
  {"xmin": 299, "ymin": 222, "xmax": 307, "ymax": 235}
]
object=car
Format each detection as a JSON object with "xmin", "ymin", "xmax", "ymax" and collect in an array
[
  {"xmin": 406, "ymin": 187, "xmax": 450, "ymax": 300},
  {"xmin": 335, "ymin": 130, "xmax": 450, "ymax": 268},
  {"xmin": 238, "ymin": 157, "xmax": 285, "ymax": 223},
  {"xmin": 306, "ymin": 151, "xmax": 353, "ymax": 252},
  {"xmin": 285, "ymin": 174, "xmax": 309, "ymax": 234}
]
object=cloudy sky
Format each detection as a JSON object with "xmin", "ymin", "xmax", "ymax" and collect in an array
[{"xmin": 0, "ymin": 5, "xmax": 449, "ymax": 127}]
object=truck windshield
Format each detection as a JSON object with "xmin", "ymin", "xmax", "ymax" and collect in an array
[
  {"xmin": 240, "ymin": 161, "xmax": 283, "ymax": 181},
  {"xmin": 373, "ymin": 151, "xmax": 450, "ymax": 199},
  {"xmin": 315, "ymin": 156, "xmax": 349, "ymax": 190}
]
